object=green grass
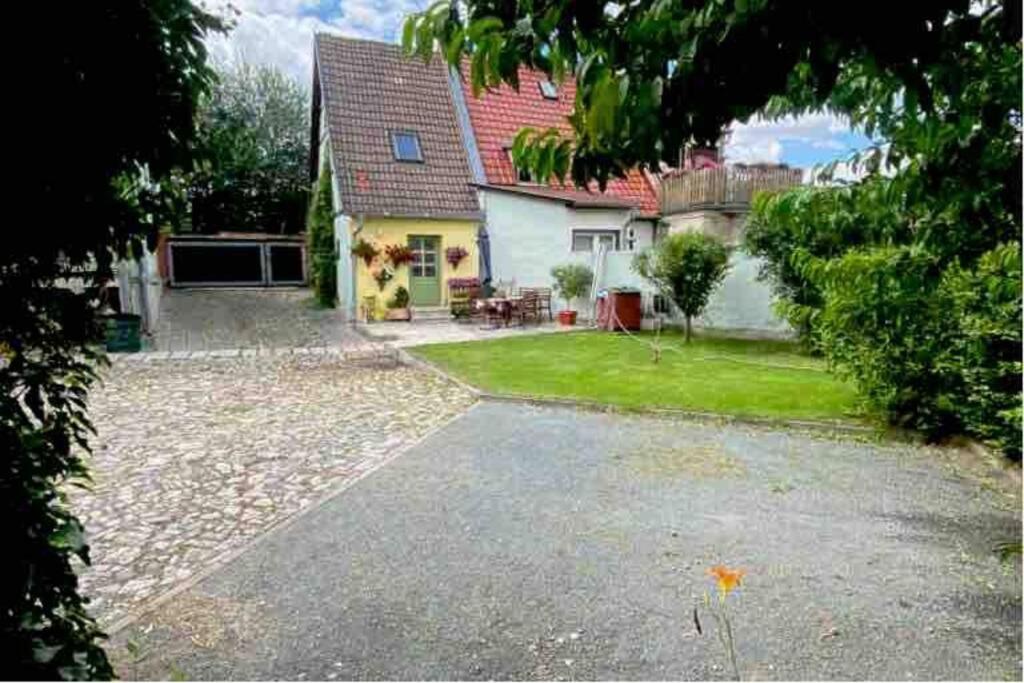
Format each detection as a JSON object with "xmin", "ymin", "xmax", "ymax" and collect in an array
[{"xmin": 412, "ymin": 330, "xmax": 863, "ymax": 422}]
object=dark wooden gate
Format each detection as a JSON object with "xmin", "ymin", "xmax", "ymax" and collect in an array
[{"xmin": 167, "ymin": 234, "xmax": 307, "ymax": 287}]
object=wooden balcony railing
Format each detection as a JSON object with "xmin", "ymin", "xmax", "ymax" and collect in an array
[{"xmin": 661, "ymin": 166, "xmax": 803, "ymax": 215}]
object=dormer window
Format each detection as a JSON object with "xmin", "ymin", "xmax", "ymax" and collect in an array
[
  {"xmin": 538, "ymin": 80, "xmax": 558, "ymax": 100},
  {"xmin": 391, "ymin": 130, "xmax": 423, "ymax": 162},
  {"xmin": 505, "ymin": 148, "xmax": 534, "ymax": 183}
]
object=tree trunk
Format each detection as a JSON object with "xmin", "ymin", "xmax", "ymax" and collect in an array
[{"xmin": 685, "ymin": 315, "xmax": 692, "ymax": 343}]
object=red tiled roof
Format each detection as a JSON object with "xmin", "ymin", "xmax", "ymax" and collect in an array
[{"xmin": 461, "ymin": 64, "xmax": 660, "ymax": 217}]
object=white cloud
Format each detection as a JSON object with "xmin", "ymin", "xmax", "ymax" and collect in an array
[
  {"xmin": 201, "ymin": 0, "xmax": 426, "ymax": 85},
  {"xmin": 724, "ymin": 113, "xmax": 856, "ymax": 165}
]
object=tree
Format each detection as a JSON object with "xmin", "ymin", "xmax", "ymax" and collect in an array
[
  {"xmin": 307, "ymin": 166, "xmax": 337, "ymax": 307},
  {"xmin": 633, "ymin": 233, "xmax": 730, "ymax": 342},
  {"xmin": 3, "ymin": 3, "xmax": 221, "ymax": 678},
  {"xmin": 190, "ymin": 63, "xmax": 310, "ymax": 234},
  {"xmin": 404, "ymin": 1, "xmax": 1020, "ymax": 187},
  {"xmin": 550, "ymin": 263, "xmax": 594, "ymax": 312},
  {"xmin": 404, "ymin": 1, "xmax": 1022, "ymax": 456}
]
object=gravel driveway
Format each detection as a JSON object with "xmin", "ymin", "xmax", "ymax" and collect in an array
[{"xmin": 110, "ymin": 402, "xmax": 1022, "ymax": 680}]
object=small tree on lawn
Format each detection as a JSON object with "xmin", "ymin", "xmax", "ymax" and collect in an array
[
  {"xmin": 551, "ymin": 263, "xmax": 594, "ymax": 312},
  {"xmin": 633, "ymin": 232, "xmax": 730, "ymax": 342}
]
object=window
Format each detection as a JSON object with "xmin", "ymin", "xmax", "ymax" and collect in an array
[
  {"xmin": 391, "ymin": 131, "xmax": 423, "ymax": 162},
  {"xmin": 408, "ymin": 236, "xmax": 437, "ymax": 278},
  {"xmin": 538, "ymin": 79, "xmax": 558, "ymax": 99},
  {"xmin": 506, "ymin": 148, "xmax": 534, "ymax": 183},
  {"xmin": 571, "ymin": 230, "xmax": 619, "ymax": 252}
]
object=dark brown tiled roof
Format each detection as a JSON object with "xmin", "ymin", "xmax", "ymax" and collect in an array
[{"xmin": 314, "ymin": 34, "xmax": 479, "ymax": 218}]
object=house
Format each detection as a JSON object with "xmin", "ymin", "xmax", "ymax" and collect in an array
[
  {"xmin": 311, "ymin": 33, "xmax": 799, "ymax": 333},
  {"xmin": 311, "ymin": 34, "xmax": 662, "ymax": 320},
  {"xmin": 452, "ymin": 64, "xmax": 661, "ymax": 302},
  {"xmin": 310, "ymin": 35, "xmax": 481, "ymax": 318}
]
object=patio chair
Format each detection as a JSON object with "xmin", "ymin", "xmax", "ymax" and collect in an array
[
  {"xmin": 480, "ymin": 298, "xmax": 503, "ymax": 328},
  {"xmin": 524, "ymin": 287, "xmax": 553, "ymax": 321},
  {"xmin": 517, "ymin": 289, "xmax": 540, "ymax": 325}
]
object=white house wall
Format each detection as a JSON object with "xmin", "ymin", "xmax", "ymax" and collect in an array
[
  {"xmin": 664, "ymin": 211, "xmax": 791, "ymax": 335},
  {"xmin": 701, "ymin": 251, "xmax": 789, "ymax": 334},
  {"xmin": 481, "ymin": 189, "xmax": 655, "ymax": 312}
]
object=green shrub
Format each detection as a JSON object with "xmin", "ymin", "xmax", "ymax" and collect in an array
[
  {"xmin": 307, "ymin": 166, "xmax": 336, "ymax": 307},
  {"xmin": 550, "ymin": 263, "xmax": 593, "ymax": 310},
  {"xmin": 940, "ymin": 244, "xmax": 1022, "ymax": 457},
  {"xmin": 633, "ymin": 232, "xmax": 730, "ymax": 342},
  {"xmin": 748, "ymin": 189, "xmax": 1021, "ymax": 458},
  {"xmin": 388, "ymin": 286, "xmax": 410, "ymax": 309}
]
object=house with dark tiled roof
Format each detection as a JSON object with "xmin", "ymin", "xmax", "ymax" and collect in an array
[
  {"xmin": 311, "ymin": 33, "xmax": 672, "ymax": 320},
  {"xmin": 310, "ymin": 34, "xmax": 481, "ymax": 318}
]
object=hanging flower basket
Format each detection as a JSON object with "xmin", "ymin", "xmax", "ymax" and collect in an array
[
  {"xmin": 371, "ymin": 266, "xmax": 394, "ymax": 291},
  {"xmin": 385, "ymin": 244, "xmax": 414, "ymax": 268},
  {"xmin": 352, "ymin": 238, "xmax": 380, "ymax": 267},
  {"xmin": 445, "ymin": 245, "xmax": 469, "ymax": 270}
]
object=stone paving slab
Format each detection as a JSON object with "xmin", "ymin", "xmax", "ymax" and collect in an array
[
  {"xmin": 71, "ymin": 353, "xmax": 476, "ymax": 626},
  {"xmin": 152, "ymin": 289, "xmax": 357, "ymax": 352},
  {"xmin": 357, "ymin": 320, "xmax": 577, "ymax": 348},
  {"xmin": 111, "ymin": 402, "xmax": 1021, "ymax": 681}
]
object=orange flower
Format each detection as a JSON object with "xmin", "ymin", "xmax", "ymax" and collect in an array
[{"xmin": 708, "ymin": 565, "xmax": 745, "ymax": 597}]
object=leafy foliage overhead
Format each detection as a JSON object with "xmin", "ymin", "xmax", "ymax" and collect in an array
[
  {"xmin": 4, "ymin": 2, "xmax": 221, "ymax": 678},
  {"xmin": 190, "ymin": 63, "xmax": 310, "ymax": 234},
  {"xmin": 404, "ymin": 0, "xmax": 1021, "ymax": 187}
]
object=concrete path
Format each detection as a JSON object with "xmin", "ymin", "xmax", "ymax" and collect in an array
[
  {"xmin": 357, "ymin": 319, "xmax": 574, "ymax": 348},
  {"xmin": 111, "ymin": 402, "xmax": 1021, "ymax": 681}
]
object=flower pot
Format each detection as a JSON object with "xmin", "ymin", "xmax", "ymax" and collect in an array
[
  {"xmin": 558, "ymin": 310, "xmax": 578, "ymax": 326},
  {"xmin": 385, "ymin": 308, "xmax": 411, "ymax": 321}
]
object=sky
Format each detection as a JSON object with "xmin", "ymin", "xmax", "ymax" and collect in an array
[{"xmin": 204, "ymin": 0, "xmax": 873, "ymax": 169}]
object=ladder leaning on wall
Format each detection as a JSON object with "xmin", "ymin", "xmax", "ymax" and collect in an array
[{"xmin": 587, "ymin": 242, "xmax": 608, "ymax": 325}]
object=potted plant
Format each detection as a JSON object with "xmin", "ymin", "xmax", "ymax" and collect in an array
[
  {"xmin": 371, "ymin": 265, "xmax": 394, "ymax": 290},
  {"xmin": 445, "ymin": 245, "xmax": 469, "ymax": 270},
  {"xmin": 385, "ymin": 244, "xmax": 414, "ymax": 268},
  {"xmin": 550, "ymin": 262, "xmax": 594, "ymax": 326},
  {"xmin": 352, "ymin": 238, "xmax": 380, "ymax": 267},
  {"xmin": 385, "ymin": 285, "xmax": 411, "ymax": 321}
]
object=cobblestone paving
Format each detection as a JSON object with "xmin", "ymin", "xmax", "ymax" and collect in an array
[
  {"xmin": 152, "ymin": 289, "xmax": 356, "ymax": 351},
  {"xmin": 71, "ymin": 353, "xmax": 476, "ymax": 626}
]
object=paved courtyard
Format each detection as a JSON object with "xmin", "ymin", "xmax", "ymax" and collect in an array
[
  {"xmin": 110, "ymin": 402, "xmax": 1021, "ymax": 681},
  {"xmin": 152, "ymin": 289, "xmax": 358, "ymax": 351},
  {"xmin": 358, "ymin": 319, "xmax": 574, "ymax": 348},
  {"xmin": 72, "ymin": 354, "xmax": 476, "ymax": 626}
]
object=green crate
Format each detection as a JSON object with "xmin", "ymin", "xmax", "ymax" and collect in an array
[{"xmin": 104, "ymin": 314, "xmax": 142, "ymax": 353}]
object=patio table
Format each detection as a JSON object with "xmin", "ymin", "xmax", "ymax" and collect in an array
[{"xmin": 481, "ymin": 296, "xmax": 522, "ymax": 328}]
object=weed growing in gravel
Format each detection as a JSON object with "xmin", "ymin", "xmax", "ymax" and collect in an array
[{"xmin": 695, "ymin": 565, "xmax": 745, "ymax": 680}]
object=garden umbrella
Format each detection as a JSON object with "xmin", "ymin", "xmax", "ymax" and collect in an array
[{"xmin": 477, "ymin": 224, "xmax": 493, "ymax": 297}]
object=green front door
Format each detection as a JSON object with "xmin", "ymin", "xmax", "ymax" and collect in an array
[{"xmin": 408, "ymin": 235, "xmax": 441, "ymax": 306}]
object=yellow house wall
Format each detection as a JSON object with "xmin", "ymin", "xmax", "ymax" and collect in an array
[{"xmin": 354, "ymin": 217, "xmax": 479, "ymax": 319}]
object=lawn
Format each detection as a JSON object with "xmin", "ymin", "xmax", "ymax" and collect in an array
[{"xmin": 412, "ymin": 330, "xmax": 862, "ymax": 422}]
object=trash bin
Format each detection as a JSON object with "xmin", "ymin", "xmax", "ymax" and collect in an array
[
  {"xmin": 596, "ymin": 288, "xmax": 642, "ymax": 331},
  {"xmin": 103, "ymin": 313, "xmax": 142, "ymax": 353}
]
